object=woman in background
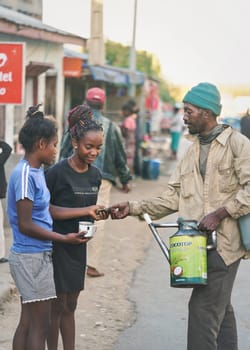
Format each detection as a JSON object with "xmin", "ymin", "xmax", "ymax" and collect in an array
[{"xmin": 120, "ymin": 103, "xmax": 136, "ymax": 175}]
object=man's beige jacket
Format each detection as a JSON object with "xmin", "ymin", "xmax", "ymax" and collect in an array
[{"xmin": 130, "ymin": 126, "xmax": 250, "ymax": 265}]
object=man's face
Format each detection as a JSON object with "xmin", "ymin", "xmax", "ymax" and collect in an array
[{"xmin": 183, "ymin": 103, "xmax": 208, "ymax": 135}]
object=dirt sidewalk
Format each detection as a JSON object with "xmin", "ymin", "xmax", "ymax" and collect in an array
[{"xmin": 0, "ymin": 175, "xmax": 169, "ymax": 350}]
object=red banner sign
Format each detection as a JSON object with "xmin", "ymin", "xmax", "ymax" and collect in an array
[
  {"xmin": 0, "ymin": 42, "xmax": 24, "ymax": 105},
  {"xmin": 63, "ymin": 57, "xmax": 82, "ymax": 77}
]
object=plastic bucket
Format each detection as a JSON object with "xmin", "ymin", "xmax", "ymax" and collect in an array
[
  {"xmin": 142, "ymin": 159, "xmax": 160, "ymax": 180},
  {"xmin": 238, "ymin": 214, "xmax": 250, "ymax": 251}
]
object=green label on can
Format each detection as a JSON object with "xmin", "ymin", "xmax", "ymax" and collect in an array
[{"xmin": 170, "ymin": 235, "xmax": 207, "ymax": 287}]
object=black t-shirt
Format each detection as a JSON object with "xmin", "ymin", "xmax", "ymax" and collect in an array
[
  {"xmin": 45, "ymin": 159, "xmax": 102, "ymax": 234},
  {"xmin": 45, "ymin": 159, "xmax": 102, "ymax": 293}
]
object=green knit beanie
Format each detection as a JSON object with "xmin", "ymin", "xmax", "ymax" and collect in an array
[{"xmin": 183, "ymin": 82, "xmax": 222, "ymax": 116}]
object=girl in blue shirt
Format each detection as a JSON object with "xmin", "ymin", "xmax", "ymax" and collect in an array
[{"xmin": 7, "ymin": 106, "xmax": 106, "ymax": 350}]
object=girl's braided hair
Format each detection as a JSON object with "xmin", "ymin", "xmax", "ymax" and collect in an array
[
  {"xmin": 19, "ymin": 104, "xmax": 58, "ymax": 152},
  {"xmin": 67, "ymin": 104, "xmax": 103, "ymax": 141}
]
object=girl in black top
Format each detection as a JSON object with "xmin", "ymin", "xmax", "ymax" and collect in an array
[{"xmin": 45, "ymin": 104, "xmax": 108, "ymax": 350}]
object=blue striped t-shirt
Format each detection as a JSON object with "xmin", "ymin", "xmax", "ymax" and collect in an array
[{"xmin": 7, "ymin": 159, "xmax": 53, "ymax": 253}]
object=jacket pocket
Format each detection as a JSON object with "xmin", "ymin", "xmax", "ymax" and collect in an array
[
  {"xmin": 180, "ymin": 171, "xmax": 194, "ymax": 198},
  {"xmin": 218, "ymin": 165, "xmax": 238, "ymax": 193}
]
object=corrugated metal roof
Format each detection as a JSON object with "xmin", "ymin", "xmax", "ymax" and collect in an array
[
  {"xmin": 64, "ymin": 47, "xmax": 88, "ymax": 60},
  {"xmin": 0, "ymin": 5, "xmax": 85, "ymax": 39}
]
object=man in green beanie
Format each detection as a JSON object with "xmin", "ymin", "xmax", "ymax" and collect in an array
[{"xmin": 110, "ymin": 82, "xmax": 250, "ymax": 350}]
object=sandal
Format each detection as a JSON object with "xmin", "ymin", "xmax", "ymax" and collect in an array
[{"xmin": 86, "ymin": 265, "xmax": 104, "ymax": 277}]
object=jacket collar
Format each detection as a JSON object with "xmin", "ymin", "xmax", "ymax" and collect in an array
[{"xmin": 185, "ymin": 124, "xmax": 233, "ymax": 146}]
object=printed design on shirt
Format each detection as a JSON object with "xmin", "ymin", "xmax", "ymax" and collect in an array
[{"xmin": 72, "ymin": 186, "xmax": 99, "ymax": 196}]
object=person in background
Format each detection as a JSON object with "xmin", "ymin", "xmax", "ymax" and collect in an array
[
  {"xmin": 127, "ymin": 99, "xmax": 142, "ymax": 176},
  {"xmin": 110, "ymin": 82, "xmax": 250, "ymax": 350},
  {"xmin": 240, "ymin": 109, "xmax": 250, "ymax": 139},
  {"xmin": 7, "ymin": 105, "xmax": 87, "ymax": 350},
  {"xmin": 45, "ymin": 104, "xmax": 108, "ymax": 350},
  {"xmin": 0, "ymin": 140, "xmax": 12, "ymax": 263},
  {"xmin": 169, "ymin": 102, "xmax": 184, "ymax": 160},
  {"xmin": 59, "ymin": 87, "xmax": 132, "ymax": 277},
  {"xmin": 120, "ymin": 103, "xmax": 137, "ymax": 175}
]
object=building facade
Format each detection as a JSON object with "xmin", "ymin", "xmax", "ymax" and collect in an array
[{"xmin": 0, "ymin": 2, "xmax": 86, "ymax": 150}]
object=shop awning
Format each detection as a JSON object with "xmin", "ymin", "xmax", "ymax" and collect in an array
[
  {"xmin": 124, "ymin": 68, "xmax": 145, "ymax": 85},
  {"xmin": 63, "ymin": 48, "xmax": 145, "ymax": 85},
  {"xmin": 26, "ymin": 61, "xmax": 54, "ymax": 77},
  {"xmin": 89, "ymin": 65, "xmax": 145, "ymax": 85},
  {"xmin": 89, "ymin": 65, "xmax": 127, "ymax": 85}
]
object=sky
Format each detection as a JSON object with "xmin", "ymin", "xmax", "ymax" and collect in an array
[{"xmin": 43, "ymin": 0, "xmax": 250, "ymax": 87}]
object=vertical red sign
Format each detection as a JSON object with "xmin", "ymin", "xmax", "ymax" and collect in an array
[{"xmin": 0, "ymin": 42, "xmax": 24, "ymax": 104}]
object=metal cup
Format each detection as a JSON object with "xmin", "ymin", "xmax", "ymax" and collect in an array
[{"xmin": 79, "ymin": 221, "xmax": 97, "ymax": 238}]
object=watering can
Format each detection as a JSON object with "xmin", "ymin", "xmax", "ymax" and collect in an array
[{"xmin": 143, "ymin": 213, "xmax": 217, "ymax": 288}]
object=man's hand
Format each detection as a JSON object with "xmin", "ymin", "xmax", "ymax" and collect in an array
[
  {"xmin": 110, "ymin": 202, "xmax": 130, "ymax": 219},
  {"xmin": 198, "ymin": 207, "xmax": 229, "ymax": 233}
]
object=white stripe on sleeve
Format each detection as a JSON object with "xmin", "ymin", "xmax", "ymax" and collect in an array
[{"xmin": 21, "ymin": 163, "xmax": 30, "ymax": 199}]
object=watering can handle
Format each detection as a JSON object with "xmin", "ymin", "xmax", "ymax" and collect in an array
[
  {"xmin": 144, "ymin": 213, "xmax": 152, "ymax": 224},
  {"xmin": 143, "ymin": 213, "xmax": 179, "ymax": 228},
  {"xmin": 143, "ymin": 213, "xmax": 170, "ymax": 262}
]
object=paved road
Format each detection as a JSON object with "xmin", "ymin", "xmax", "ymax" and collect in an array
[
  {"xmin": 114, "ymin": 212, "xmax": 190, "ymax": 350},
  {"xmin": 113, "ymin": 217, "xmax": 250, "ymax": 350},
  {"xmin": 114, "ymin": 137, "xmax": 250, "ymax": 350}
]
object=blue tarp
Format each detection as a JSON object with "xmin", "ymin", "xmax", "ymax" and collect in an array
[
  {"xmin": 89, "ymin": 65, "xmax": 127, "ymax": 84},
  {"xmin": 89, "ymin": 65, "xmax": 145, "ymax": 85}
]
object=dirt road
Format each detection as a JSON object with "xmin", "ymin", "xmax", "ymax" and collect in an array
[{"xmin": 0, "ymin": 175, "xmax": 168, "ymax": 350}]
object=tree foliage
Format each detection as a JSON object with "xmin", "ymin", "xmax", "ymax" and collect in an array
[
  {"xmin": 105, "ymin": 40, "xmax": 178, "ymax": 103},
  {"xmin": 106, "ymin": 40, "xmax": 161, "ymax": 78},
  {"xmin": 158, "ymin": 78, "xmax": 175, "ymax": 104},
  {"xmin": 105, "ymin": 40, "xmax": 129, "ymax": 68}
]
